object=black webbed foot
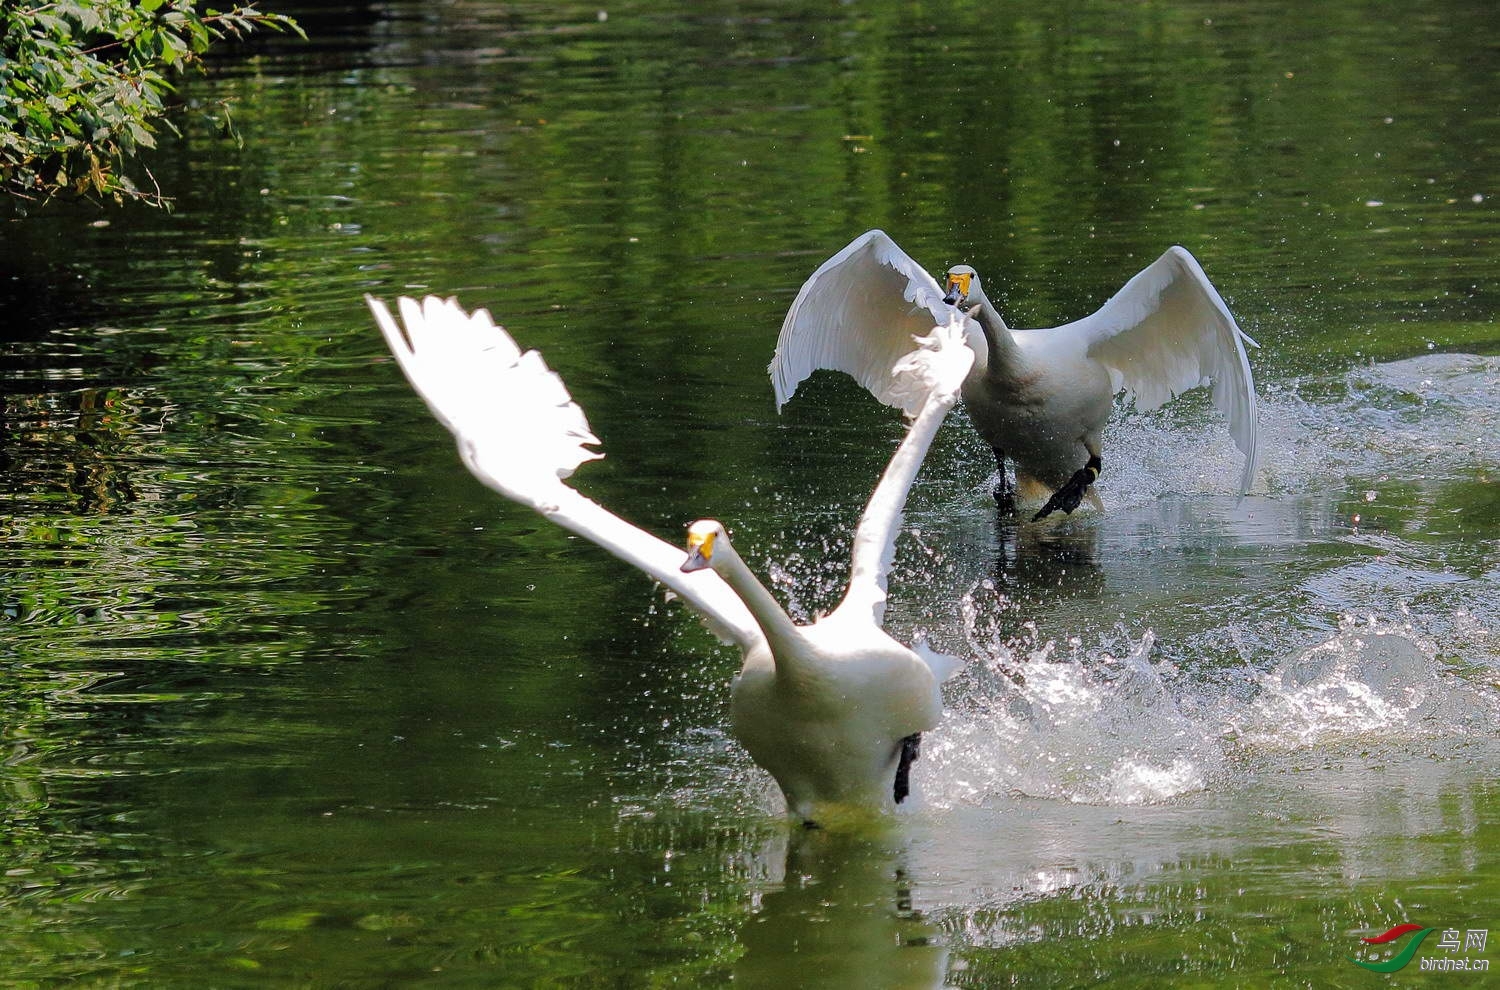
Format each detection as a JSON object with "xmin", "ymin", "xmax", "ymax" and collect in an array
[
  {"xmin": 1032, "ymin": 469, "xmax": 1092, "ymax": 520},
  {"xmin": 1032, "ymin": 455, "xmax": 1101, "ymax": 521}
]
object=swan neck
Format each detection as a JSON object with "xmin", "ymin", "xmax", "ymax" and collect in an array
[
  {"xmin": 971, "ymin": 289, "xmax": 1016, "ymax": 375},
  {"xmin": 711, "ymin": 539, "xmax": 804, "ymax": 659}
]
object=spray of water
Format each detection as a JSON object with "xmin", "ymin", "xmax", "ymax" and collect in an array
[
  {"xmin": 651, "ymin": 354, "xmax": 1500, "ymax": 819},
  {"xmin": 916, "ymin": 600, "xmax": 1499, "ymax": 810}
]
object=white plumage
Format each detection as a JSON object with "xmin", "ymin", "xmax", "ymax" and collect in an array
[
  {"xmin": 368, "ymin": 294, "xmax": 969, "ymax": 823},
  {"xmin": 771, "ymin": 230, "xmax": 1260, "ymax": 518}
]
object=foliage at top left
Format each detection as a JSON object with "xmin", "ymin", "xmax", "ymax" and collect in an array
[{"xmin": 0, "ymin": 1, "xmax": 301, "ymax": 210}]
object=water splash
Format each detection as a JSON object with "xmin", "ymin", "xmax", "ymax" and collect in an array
[
  {"xmin": 1227, "ymin": 617, "xmax": 1498, "ymax": 748},
  {"xmin": 899, "ymin": 353, "xmax": 1500, "ymax": 814},
  {"xmin": 919, "ymin": 606, "xmax": 1499, "ymax": 812},
  {"xmin": 920, "ymin": 583, "xmax": 1226, "ymax": 808},
  {"xmin": 1093, "ymin": 352, "xmax": 1500, "ymax": 509}
]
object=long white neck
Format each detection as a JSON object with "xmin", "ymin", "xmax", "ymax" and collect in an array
[
  {"xmin": 709, "ymin": 537, "xmax": 806, "ymax": 666},
  {"xmin": 970, "ymin": 287, "xmax": 1018, "ymax": 379}
]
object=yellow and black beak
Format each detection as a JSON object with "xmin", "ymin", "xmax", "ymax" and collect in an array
[
  {"xmin": 681, "ymin": 527, "xmax": 716, "ymax": 573},
  {"xmin": 942, "ymin": 271, "xmax": 972, "ymax": 306}
]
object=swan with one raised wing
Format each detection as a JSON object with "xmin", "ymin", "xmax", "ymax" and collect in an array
[{"xmin": 369, "ymin": 294, "xmax": 970, "ymax": 824}]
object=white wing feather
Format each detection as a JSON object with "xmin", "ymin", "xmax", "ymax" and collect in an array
[
  {"xmin": 368, "ymin": 294, "xmax": 763, "ymax": 649},
  {"xmin": 1065, "ymin": 247, "xmax": 1261, "ymax": 493},
  {"xmin": 835, "ymin": 318, "xmax": 974, "ymax": 625},
  {"xmin": 770, "ymin": 229, "xmax": 954, "ymax": 416}
]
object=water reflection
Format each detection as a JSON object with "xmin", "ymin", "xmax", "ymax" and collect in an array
[
  {"xmin": 990, "ymin": 511, "xmax": 1104, "ymax": 596},
  {"xmin": 738, "ymin": 830, "xmax": 947, "ymax": 990}
]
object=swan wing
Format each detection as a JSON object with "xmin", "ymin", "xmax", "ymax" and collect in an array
[
  {"xmin": 770, "ymin": 229, "xmax": 954, "ymax": 416},
  {"xmin": 837, "ymin": 318, "xmax": 975, "ymax": 626},
  {"xmin": 1068, "ymin": 247, "xmax": 1261, "ymax": 494},
  {"xmin": 369, "ymin": 295, "xmax": 763, "ymax": 649}
]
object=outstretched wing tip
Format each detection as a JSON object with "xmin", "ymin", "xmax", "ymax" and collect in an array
[
  {"xmin": 887, "ymin": 317, "xmax": 976, "ymax": 412},
  {"xmin": 1238, "ymin": 429, "xmax": 1261, "ymax": 495},
  {"xmin": 369, "ymin": 293, "xmax": 604, "ymax": 503},
  {"xmin": 370, "ymin": 291, "xmax": 764, "ymax": 650}
]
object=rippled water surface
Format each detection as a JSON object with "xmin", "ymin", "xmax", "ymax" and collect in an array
[{"xmin": 2, "ymin": 1, "xmax": 1497, "ymax": 985}]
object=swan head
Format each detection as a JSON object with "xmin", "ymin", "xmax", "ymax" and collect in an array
[
  {"xmin": 942, "ymin": 265, "xmax": 980, "ymax": 306},
  {"xmin": 681, "ymin": 519, "xmax": 726, "ymax": 573}
]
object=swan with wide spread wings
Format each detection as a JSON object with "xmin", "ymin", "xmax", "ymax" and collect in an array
[
  {"xmin": 770, "ymin": 230, "xmax": 1260, "ymax": 519},
  {"xmin": 368, "ymin": 294, "xmax": 969, "ymax": 824}
]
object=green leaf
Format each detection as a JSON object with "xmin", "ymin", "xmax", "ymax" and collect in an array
[{"xmin": 1, "ymin": 0, "xmax": 301, "ymax": 208}]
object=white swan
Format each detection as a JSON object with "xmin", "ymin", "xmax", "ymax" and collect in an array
[
  {"xmin": 367, "ymin": 294, "xmax": 970, "ymax": 824},
  {"xmin": 770, "ymin": 230, "xmax": 1260, "ymax": 519}
]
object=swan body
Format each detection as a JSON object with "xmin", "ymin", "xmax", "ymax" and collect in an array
[
  {"xmin": 684, "ymin": 525, "xmax": 951, "ymax": 813},
  {"xmin": 368, "ymin": 294, "xmax": 970, "ymax": 823},
  {"xmin": 771, "ymin": 230, "xmax": 1260, "ymax": 517}
]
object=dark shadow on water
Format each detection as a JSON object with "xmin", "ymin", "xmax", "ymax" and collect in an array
[
  {"xmin": 0, "ymin": 263, "xmax": 108, "ymax": 344},
  {"xmin": 992, "ymin": 508, "xmax": 1105, "ymax": 599}
]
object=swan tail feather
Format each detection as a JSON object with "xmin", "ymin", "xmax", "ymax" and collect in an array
[{"xmin": 913, "ymin": 637, "xmax": 963, "ymax": 683}]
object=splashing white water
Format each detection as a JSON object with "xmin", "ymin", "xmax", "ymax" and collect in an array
[
  {"xmin": 897, "ymin": 353, "xmax": 1500, "ymax": 812},
  {"xmin": 918, "ymin": 608, "xmax": 1498, "ymax": 811},
  {"xmin": 658, "ymin": 353, "xmax": 1500, "ymax": 822},
  {"xmin": 923, "ymin": 612, "xmax": 1224, "ymax": 808},
  {"xmin": 1228, "ymin": 618, "xmax": 1495, "ymax": 748},
  {"xmin": 1050, "ymin": 351, "xmax": 1500, "ymax": 513}
]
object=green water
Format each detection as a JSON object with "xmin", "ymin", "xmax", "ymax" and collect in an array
[{"xmin": 1, "ymin": 1, "xmax": 1497, "ymax": 985}]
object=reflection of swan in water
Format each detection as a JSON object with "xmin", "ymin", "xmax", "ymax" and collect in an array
[
  {"xmin": 368, "ymin": 295, "xmax": 970, "ymax": 826},
  {"xmin": 992, "ymin": 514, "xmax": 1103, "ymax": 593},
  {"xmin": 736, "ymin": 829, "xmax": 947, "ymax": 990}
]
